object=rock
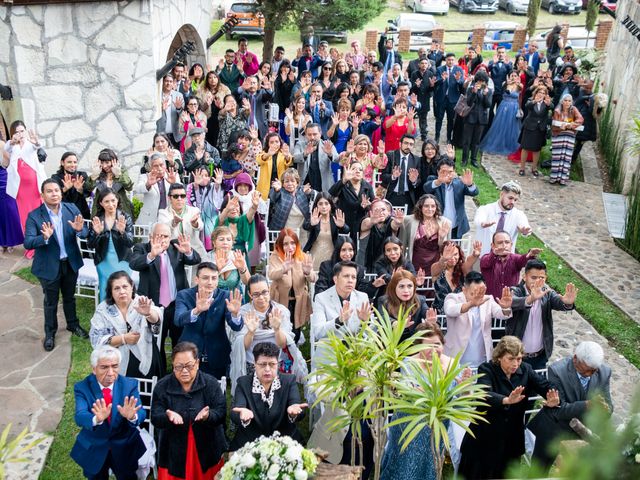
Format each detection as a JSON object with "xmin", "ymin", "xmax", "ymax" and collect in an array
[
  {"xmin": 124, "ymin": 76, "xmax": 156, "ymax": 110},
  {"xmin": 55, "ymin": 119, "xmax": 93, "ymax": 145},
  {"xmin": 96, "ymin": 113, "xmax": 129, "ymax": 151},
  {"xmin": 13, "ymin": 46, "xmax": 45, "ymax": 85},
  {"xmin": 10, "ymin": 14, "xmax": 41, "ymax": 47},
  {"xmin": 48, "ymin": 65, "xmax": 99, "ymax": 85},
  {"xmin": 116, "ymin": 109, "xmax": 143, "ymax": 136},
  {"xmin": 43, "ymin": 5, "xmax": 73, "ymax": 38},
  {"xmin": 81, "ymin": 141, "xmax": 110, "ymax": 170},
  {"xmin": 27, "ymin": 5, "xmax": 44, "ymax": 23},
  {"xmin": 94, "ymin": 16, "xmax": 151, "ymax": 52},
  {"xmin": 97, "ymin": 50, "xmax": 137, "ymax": 85},
  {"xmin": 38, "ymin": 121, "xmax": 59, "ymax": 137},
  {"xmin": 0, "ymin": 17, "xmax": 11, "ymax": 63},
  {"xmin": 32, "ymin": 85, "xmax": 83, "ymax": 120},
  {"xmin": 134, "ymin": 53, "xmax": 154, "ymax": 79},
  {"xmin": 47, "ymin": 35, "xmax": 87, "ymax": 67},
  {"xmin": 75, "ymin": 2, "xmax": 118, "ymax": 39},
  {"xmin": 84, "ymin": 81, "xmax": 121, "ymax": 123}
]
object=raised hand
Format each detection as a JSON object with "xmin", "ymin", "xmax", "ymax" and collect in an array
[
  {"xmin": 166, "ymin": 409, "xmax": 184, "ymax": 425},
  {"xmin": 117, "ymin": 395, "xmax": 142, "ymax": 421},
  {"xmin": 527, "ymin": 247, "xmax": 543, "ymax": 257},
  {"xmin": 232, "ymin": 250, "xmax": 247, "ymax": 271},
  {"xmin": 470, "ymin": 283, "xmax": 489, "ymax": 307},
  {"xmin": 560, "ymin": 283, "xmax": 578, "ymax": 305},
  {"xmin": 333, "ymin": 209, "xmax": 345, "ymax": 228},
  {"xmin": 445, "ymin": 144, "xmax": 455, "ymax": 159},
  {"xmin": 249, "ymin": 126, "xmax": 259, "ymax": 141},
  {"xmin": 529, "ymin": 278, "xmax": 546, "ymax": 302},
  {"xmin": 268, "ymin": 308, "xmax": 282, "ymax": 331},
  {"xmin": 92, "ymin": 398, "xmax": 112, "ymax": 424},
  {"xmin": 345, "ymin": 139, "xmax": 355, "ymax": 154},
  {"xmin": 68, "ymin": 214, "xmax": 85, "ymax": 232},
  {"xmin": 339, "ymin": 300, "xmax": 353, "ymax": 324},
  {"xmin": 114, "ymin": 215, "xmax": 126, "ymax": 234},
  {"xmin": 232, "ymin": 407, "xmax": 254, "ymax": 423},
  {"xmin": 225, "ymin": 288, "xmax": 243, "ymax": 316},
  {"xmin": 282, "ymin": 251, "xmax": 294, "ymax": 273},
  {"xmin": 460, "ymin": 169, "xmax": 474, "ymax": 186},
  {"xmin": 408, "ymin": 167, "xmax": 419, "ymax": 184},
  {"xmin": 497, "ymin": 286, "xmax": 513, "ymax": 310},
  {"xmin": 372, "ymin": 276, "xmax": 387, "ymax": 288},
  {"xmin": 322, "ymin": 140, "xmax": 334, "ymax": 155},
  {"xmin": 73, "ymin": 175, "xmax": 85, "ymax": 192},
  {"xmin": 133, "ymin": 296, "xmax": 152, "ymax": 317},
  {"xmin": 271, "ymin": 178, "xmax": 282, "ymax": 192},
  {"xmin": 190, "ymin": 213, "xmax": 201, "ymax": 229},
  {"xmin": 302, "ymin": 253, "xmax": 313, "ymax": 276},
  {"xmin": 172, "ymin": 213, "xmax": 183, "ymax": 228},
  {"xmin": 62, "ymin": 173, "xmax": 74, "ymax": 192},
  {"xmin": 194, "ymin": 288, "xmax": 213, "ymax": 315},
  {"xmin": 438, "ymin": 221, "xmax": 451, "ymax": 240},
  {"xmin": 194, "ymin": 406, "xmax": 210, "ymax": 421},
  {"xmin": 342, "ymin": 164, "xmax": 354, "ymax": 183},
  {"xmin": 244, "ymin": 310, "xmax": 259, "ymax": 333},
  {"xmin": 149, "ymin": 235, "xmax": 165, "ymax": 259},
  {"xmin": 331, "ymin": 113, "xmax": 339, "ymax": 125},
  {"xmin": 518, "ymin": 225, "xmax": 533, "ymax": 235},
  {"xmin": 360, "ymin": 194, "xmax": 372, "ymax": 210},
  {"xmin": 543, "ymin": 389, "xmax": 560, "ymax": 408},
  {"xmin": 377, "ymin": 139, "xmax": 385, "ymax": 154},
  {"xmin": 287, "ymin": 403, "xmax": 308, "ymax": 417},
  {"xmin": 251, "ymin": 190, "xmax": 261, "ymax": 209},
  {"xmin": 504, "ymin": 385, "xmax": 526, "ymax": 405},
  {"xmin": 27, "ymin": 129, "xmax": 39, "ymax": 145},
  {"xmin": 310, "ymin": 207, "xmax": 321, "ymax": 226},
  {"xmin": 356, "ymin": 301, "xmax": 372, "ymax": 322},
  {"xmin": 425, "ymin": 307, "xmax": 438, "ymax": 324},
  {"xmin": 213, "ymin": 168, "xmax": 224, "ymax": 186},
  {"xmin": 391, "ymin": 165, "xmax": 401, "ymax": 180},
  {"xmin": 416, "ymin": 268, "xmax": 426, "ymax": 287},
  {"xmin": 167, "ymin": 167, "xmax": 178, "ymax": 184},
  {"xmin": 175, "ymin": 234, "xmax": 192, "ymax": 255},
  {"xmin": 91, "ymin": 216, "xmax": 104, "ymax": 235}
]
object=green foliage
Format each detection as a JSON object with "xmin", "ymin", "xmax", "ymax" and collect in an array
[
  {"xmin": 303, "ymin": 0, "xmax": 387, "ymax": 32},
  {"xmin": 622, "ymin": 173, "xmax": 640, "ymax": 262},
  {"xmin": 585, "ymin": 0, "xmax": 599, "ymax": 34},
  {"xmin": 132, "ymin": 197, "xmax": 143, "ymax": 224},
  {"xmin": 0, "ymin": 425, "xmax": 46, "ymax": 480},
  {"xmin": 598, "ymin": 94, "xmax": 624, "ymax": 192},
  {"xmin": 526, "ymin": 0, "xmax": 542, "ymax": 40}
]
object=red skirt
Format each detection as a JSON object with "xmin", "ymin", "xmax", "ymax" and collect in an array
[{"xmin": 158, "ymin": 425, "xmax": 224, "ymax": 480}]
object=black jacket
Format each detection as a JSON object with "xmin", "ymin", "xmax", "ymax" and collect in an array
[
  {"xmin": 375, "ymin": 294, "xmax": 429, "ymax": 341},
  {"xmin": 464, "ymin": 85, "xmax": 493, "ymax": 125},
  {"xmin": 303, "ymin": 217, "xmax": 350, "ymax": 252},
  {"xmin": 87, "ymin": 210, "xmax": 134, "ymax": 265},
  {"xmin": 183, "ymin": 142, "xmax": 221, "ymax": 173},
  {"xmin": 574, "ymin": 93, "xmax": 597, "ymax": 142},
  {"xmin": 378, "ymin": 35, "xmax": 403, "ymax": 69},
  {"xmin": 151, "ymin": 371, "xmax": 226, "ymax": 478},
  {"xmin": 230, "ymin": 373, "xmax": 304, "ymax": 451},
  {"xmin": 381, "ymin": 150, "xmax": 421, "ymax": 208},
  {"xmin": 522, "ymin": 100, "xmax": 552, "ymax": 132},
  {"xmin": 51, "ymin": 170, "xmax": 91, "ymax": 219},
  {"xmin": 315, "ymin": 260, "xmax": 377, "ymax": 299}
]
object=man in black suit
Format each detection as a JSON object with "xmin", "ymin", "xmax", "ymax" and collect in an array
[
  {"xmin": 381, "ymin": 134, "xmax": 421, "ymax": 210},
  {"xmin": 427, "ymin": 40, "xmax": 445, "ymax": 70},
  {"xmin": 378, "ymin": 29, "xmax": 403, "ymax": 74},
  {"xmin": 528, "ymin": 341, "xmax": 613, "ymax": 469},
  {"xmin": 487, "ymin": 46, "xmax": 513, "ymax": 126},
  {"xmin": 410, "ymin": 57, "xmax": 436, "ymax": 141},
  {"xmin": 23, "ymin": 179, "xmax": 89, "ymax": 351},
  {"xmin": 129, "ymin": 223, "xmax": 201, "ymax": 352}
]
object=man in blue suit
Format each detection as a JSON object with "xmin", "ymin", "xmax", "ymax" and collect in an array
[
  {"xmin": 524, "ymin": 43, "xmax": 546, "ymax": 76},
  {"xmin": 24, "ymin": 179, "xmax": 89, "ymax": 351},
  {"xmin": 423, "ymin": 158, "xmax": 478, "ymax": 239},
  {"xmin": 434, "ymin": 53, "xmax": 465, "ymax": 143},
  {"xmin": 175, "ymin": 262, "xmax": 244, "ymax": 379},
  {"xmin": 71, "ymin": 345, "xmax": 146, "ymax": 479}
]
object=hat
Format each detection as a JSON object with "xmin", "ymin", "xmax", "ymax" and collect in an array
[
  {"xmin": 189, "ymin": 127, "xmax": 205, "ymax": 136},
  {"xmin": 319, "ymin": 40, "xmax": 329, "ymax": 47},
  {"xmin": 234, "ymin": 172, "xmax": 254, "ymax": 191},
  {"xmin": 558, "ymin": 63, "xmax": 577, "ymax": 76}
]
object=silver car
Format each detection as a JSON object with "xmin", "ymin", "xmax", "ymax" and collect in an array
[
  {"xmin": 498, "ymin": 0, "xmax": 529, "ymax": 14},
  {"xmin": 449, "ymin": 0, "xmax": 499, "ymax": 13}
]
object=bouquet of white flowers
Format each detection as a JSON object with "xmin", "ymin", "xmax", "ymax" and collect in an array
[{"xmin": 219, "ymin": 432, "xmax": 318, "ymax": 480}]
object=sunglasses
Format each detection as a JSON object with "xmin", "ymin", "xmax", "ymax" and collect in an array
[
  {"xmin": 323, "ymin": 67, "xmax": 332, "ymax": 70},
  {"xmin": 171, "ymin": 194, "xmax": 187, "ymax": 199}
]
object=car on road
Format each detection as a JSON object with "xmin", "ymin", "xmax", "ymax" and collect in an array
[
  {"xmin": 581, "ymin": 0, "xmax": 617, "ymax": 11},
  {"xmin": 405, "ymin": 0, "xmax": 450, "ymax": 15},
  {"xmin": 498, "ymin": 0, "xmax": 530, "ymax": 14},
  {"xmin": 386, "ymin": 13, "xmax": 438, "ymax": 51},
  {"xmin": 541, "ymin": 0, "xmax": 582, "ymax": 14},
  {"xmin": 225, "ymin": 2, "xmax": 264, "ymax": 39},
  {"xmin": 468, "ymin": 21, "xmax": 521, "ymax": 50},
  {"xmin": 449, "ymin": 0, "xmax": 499, "ymax": 14}
]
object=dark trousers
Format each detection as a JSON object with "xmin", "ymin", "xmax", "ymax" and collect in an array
[
  {"xmin": 523, "ymin": 352, "xmax": 548, "ymax": 371},
  {"xmin": 461, "ymin": 122, "xmax": 485, "ymax": 164},
  {"xmin": 417, "ymin": 109, "xmax": 429, "ymax": 140},
  {"xmin": 162, "ymin": 301, "xmax": 182, "ymax": 351},
  {"xmin": 386, "ymin": 191, "xmax": 412, "ymax": 210},
  {"xmin": 88, "ymin": 450, "xmax": 137, "ymax": 480},
  {"xmin": 435, "ymin": 99, "xmax": 457, "ymax": 143},
  {"xmin": 434, "ymin": 100, "xmax": 445, "ymax": 141},
  {"xmin": 39, "ymin": 259, "xmax": 79, "ymax": 338}
]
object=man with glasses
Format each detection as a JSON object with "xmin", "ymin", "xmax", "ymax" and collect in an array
[
  {"xmin": 217, "ymin": 48, "xmax": 244, "ymax": 93},
  {"xmin": 307, "ymin": 83, "xmax": 334, "ymax": 137},
  {"xmin": 134, "ymin": 153, "xmax": 179, "ymax": 226},
  {"xmin": 158, "ymin": 183, "xmax": 206, "ymax": 258},
  {"xmin": 129, "ymin": 222, "xmax": 201, "ymax": 353},
  {"xmin": 174, "ymin": 262, "xmax": 243, "ymax": 379}
]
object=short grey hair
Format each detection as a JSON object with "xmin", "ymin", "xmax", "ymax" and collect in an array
[
  {"xmin": 149, "ymin": 152, "xmax": 167, "ymax": 165},
  {"xmin": 90, "ymin": 345, "xmax": 122, "ymax": 368},
  {"xmin": 501, "ymin": 181, "xmax": 522, "ymax": 196},
  {"xmin": 150, "ymin": 222, "xmax": 170, "ymax": 236},
  {"xmin": 574, "ymin": 341, "xmax": 604, "ymax": 369}
]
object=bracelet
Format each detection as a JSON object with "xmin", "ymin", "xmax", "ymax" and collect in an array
[{"xmin": 239, "ymin": 268, "xmax": 247, "ymax": 275}]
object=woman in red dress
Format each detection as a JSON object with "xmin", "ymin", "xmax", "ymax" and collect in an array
[{"xmin": 384, "ymin": 97, "xmax": 417, "ymax": 152}]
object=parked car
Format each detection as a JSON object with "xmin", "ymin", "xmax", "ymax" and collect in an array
[
  {"xmin": 449, "ymin": 0, "xmax": 499, "ymax": 14},
  {"xmin": 498, "ymin": 0, "xmax": 530, "ymax": 14},
  {"xmin": 582, "ymin": 0, "xmax": 617, "ymax": 11},
  {"xmin": 225, "ymin": 2, "xmax": 264, "ymax": 39},
  {"xmin": 386, "ymin": 13, "xmax": 438, "ymax": 51},
  {"xmin": 541, "ymin": 0, "xmax": 582, "ymax": 14},
  {"xmin": 535, "ymin": 26, "xmax": 596, "ymax": 49},
  {"xmin": 405, "ymin": 0, "xmax": 450, "ymax": 15},
  {"xmin": 467, "ymin": 21, "xmax": 521, "ymax": 50}
]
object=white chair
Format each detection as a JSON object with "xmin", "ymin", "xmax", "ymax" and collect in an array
[
  {"xmin": 450, "ymin": 237, "xmax": 471, "ymax": 256},
  {"xmin": 133, "ymin": 224, "xmax": 151, "ymax": 243},
  {"xmin": 436, "ymin": 314, "xmax": 447, "ymax": 334},
  {"xmin": 76, "ymin": 220, "xmax": 99, "ymax": 307},
  {"xmin": 416, "ymin": 275, "xmax": 435, "ymax": 297},
  {"xmin": 373, "ymin": 169, "xmax": 382, "ymax": 189},
  {"xmin": 392, "ymin": 204, "xmax": 408, "ymax": 217},
  {"xmin": 491, "ymin": 317, "xmax": 507, "ymax": 347},
  {"xmin": 136, "ymin": 375, "xmax": 158, "ymax": 479}
]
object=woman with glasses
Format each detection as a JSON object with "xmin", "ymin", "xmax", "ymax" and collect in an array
[
  {"xmin": 89, "ymin": 271, "xmax": 163, "ymax": 379},
  {"xmin": 179, "ymin": 98, "xmax": 207, "ymax": 154},
  {"xmin": 230, "ymin": 342, "xmax": 307, "ymax": 451},
  {"xmin": 151, "ymin": 341, "xmax": 227, "ymax": 480}
]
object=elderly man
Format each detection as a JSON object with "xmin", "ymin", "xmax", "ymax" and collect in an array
[
  {"xmin": 156, "ymin": 73, "xmax": 184, "ymax": 148},
  {"xmin": 475, "ymin": 181, "xmax": 532, "ymax": 255},
  {"xmin": 134, "ymin": 153, "xmax": 179, "ymax": 226},
  {"xmin": 158, "ymin": 183, "xmax": 206, "ymax": 258},
  {"xmin": 237, "ymin": 75, "xmax": 273, "ymax": 139},
  {"xmin": 528, "ymin": 341, "xmax": 613, "ymax": 469},
  {"xmin": 129, "ymin": 222, "xmax": 201, "ymax": 353},
  {"xmin": 293, "ymin": 123, "xmax": 338, "ymax": 192},
  {"xmin": 70, "ymin": 345, "xmax": 146, "ymax": 479},
  {"xmin": 24, "ymin": 179, "xmax": 89, "ymax": 351},
  {"xmin": 183, "ymin": 127, "xmax": 220, "ymax": 174}
]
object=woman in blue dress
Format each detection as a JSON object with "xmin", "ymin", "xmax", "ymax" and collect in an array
[
  {"xmin": 381, "ymin": 320, "xmax": 470, "ymax": 480},
  {"xmin": 88, "ymin": 188, "xmax": 133, "ymax": 301},
  {"xmin": 0, "ymin": 140, "xmax": 24, "ymax": 252},
  {"xmin": 328, "ymin": 99, "xmax": 356, "ymax": 181},
  {"xmin": 480, "ymin": 72, "xmax": 523, "ymax": 156}
]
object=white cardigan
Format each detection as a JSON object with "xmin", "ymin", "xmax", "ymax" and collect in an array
[{"xmin": 3, "ymin": 141, "xmax": 47, "ymax": 199}]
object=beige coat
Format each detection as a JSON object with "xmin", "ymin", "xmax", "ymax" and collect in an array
[
  {"xmin": 400, "ymin": 214, "xmax": 451, "ymax": 264},
  {"xmin": 267, "ymin": 253, "xmax": 317, "ymax": 328}
]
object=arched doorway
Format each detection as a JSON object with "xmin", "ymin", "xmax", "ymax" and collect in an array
[{"xmin": 166, "ymin": 24, "xmax": 207, "ymax": 70}]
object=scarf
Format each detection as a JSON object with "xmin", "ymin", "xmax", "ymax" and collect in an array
[{"xmin": 252, "ymin": 373, "xmax": 281, "ymax": 409}]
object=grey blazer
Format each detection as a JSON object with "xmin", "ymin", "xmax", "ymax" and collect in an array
[
  {"xmin": 293, "ymin": 138, "xmax": 339, "ymax": 193},
  {"xmin": 156, "ymin": 90, "xmax": 184, "ymax": 140}
]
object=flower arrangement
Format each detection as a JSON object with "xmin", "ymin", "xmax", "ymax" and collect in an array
[
  {"xmin": 619, "ymin": 412, "xmax": 640, "ymax": 466},
  {"xmin": 219, "ymin": 432, "xmax": 318, "ymax": 480}
]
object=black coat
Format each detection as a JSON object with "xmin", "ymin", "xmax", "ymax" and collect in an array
[
  {"xmin": 151, "ymin": 371, "xmax": 226, "ymax": 478},
  {"xmin": 410, "ymin": 69, "xmax": 436, "ymax": 113},
  {"xmin": 51, "ymin": 170, "xmax": 91, "ymax": 219},
  {"xmin": 464, "ymin": 85, "xmax": 493, "ymax": 125},
  {"xmin": 230, "ymin": 373, "xmax": 304, "ymax": 451},
  {"xmin": 303, "ymin": 217, "xmax": 350, "ymax": 252},
  {"xmin": 522, "ymin": 100, "xmax": 552, "ymax": 132},
  {"xmin": 315, "ymin": 260, "xmax": 377, "ymax": 299},
  {"xmin": 458, "ymin": 361, "xmax": 553, "ymax": 480},
  {"xmin": 381, "ymin": 150, "xmax": 421, "ymax": 208},
  {"xmin": 328, "ymin": 179, "xmax": 375, "ymax": 243},
  {"xmin": 574, "ymin": 93, "xmax": 597, "ymax": 142},
  {"xmin": 87, "ymin": 210, "xmax": 134, "ymax": 265}
]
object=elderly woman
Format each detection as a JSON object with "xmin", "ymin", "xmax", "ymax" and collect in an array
[
  {"xmin": 179, "ymin": 98, "xmax": 207, "ymax": 154},
  {"xmin": 158, "ymin": 183, "xmax": 206, "ymax": 258},
  {"xmin": 86, "ymin": 148, "xmax": 134, "ymax": 217},
  {"xmin": 151, "ymin": 342, "xmax": 227, "ymax": 480},
  {"xmin": 89, "ymin": 271, "xmax": 163, "ymax": 379},
  {"xmin": 228, "ymin": 274, "xmax": 307, "ymax": 392},
  {"xmin": 267, "ymin": 168, "xmax": 313, "ymax": 246},
  {"xmin": 549, "ymin": 93, "xmax": 584, "ymax": 186},
  {"xmin": 206, "ymin": 226, "xmax": 251, "ymax": 292},
  {"xmin": 339, "ymin": 134, "xmax": 387, "ymax": 187},
  {"xmin": 230, "ymin": 342, "xmax": 307, "ymax": 451},
  {"xmin": 142, "ymin": 133, "xmax": 184, "ymax": 176},
  {"xmin": 458, "ymin": 336, "xmax": 559, "ymax": 480}
]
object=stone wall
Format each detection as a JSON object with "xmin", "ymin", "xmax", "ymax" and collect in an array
[
  {"xmin": 0, "ymin": 0, "xmax": 212, "ymax": 179},
  {"xmin": 601, "ymin": 1, "xmax": 640, "ymax": 192}
]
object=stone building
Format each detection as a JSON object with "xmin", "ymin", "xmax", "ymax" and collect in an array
[{"xmin": 0, "ymin": 0, "xmax": 218, "ymax": 177}]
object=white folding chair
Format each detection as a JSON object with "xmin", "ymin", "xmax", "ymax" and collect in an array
[
  {"xmin": 373, "ymin": 169, "xmax": 382, "ymax": 189},
  {"xmin": 436, "ymin": 314, "xmax": 447, "ymax": 334},
  {"xmin": 416, "ymin": 275, "xmax": 434, "ymax": 297},
  {"xmin": 76, "ymin": 220, "xmax": 99, "ymax": 307},
  {"xmin": 450, "ymin": 237, "xmax": 471, "ymax": 256},
  {"xmin": 136, "ymin": 375, "xmax": 158, "ymax": 478},
  {"xmin": 392, "ymin": 204, "xmax": 408, "ymax": 217},
  {"xmin": 491, "ymin": 317, "xmax": 507, "ymax": 347},
  {"xmin": 133, "ymin": 224, "xmax": 151, "ymax": 243}
]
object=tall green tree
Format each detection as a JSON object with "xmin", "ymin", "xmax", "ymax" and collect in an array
[
  {"xmin": 585, "ymin": 0, "xmax": 599, "ymax": 42},
  {"xmin": 526, "ymin": 0, "xmax": 542, "ymax": 41}
]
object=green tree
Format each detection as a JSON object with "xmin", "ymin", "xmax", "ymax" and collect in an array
[
  {"xmin": 526, "ymin": 0, "xmax": 542, "ymax": 42},
  {"xmin": 585, "ymin": 0, "xmax": 599, "ymax": 42}
]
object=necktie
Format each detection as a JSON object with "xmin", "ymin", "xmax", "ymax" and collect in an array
[
  {"xmin": 102, "ymin": 387, "xmax": 112, "ymax": 423},
  {"xmin": 496, "ymin": 211, "xmax": 506, "ymax": 233},
  {"xmin": 249, "ymin": 94, "xmax": 256, "ymax": 127},
  {"xmin": 158, "ymin": 180, "xmax": 167, "ymax": 210},
  {"xmin": 398, "ymin": 156, "xmax": 407, "ymax": 193},
  {"xmin": 446, "ymin": 68, "xmax": 451, "ymax": 96},
  {"xmin": 385, "ymin": 50, "xmax": 393, "ymax": 72},
  {"xmin": 579, "ymin": 375, "xmax": 590, "ymax": 392},
  {"xmin": 159, "ymin": 252, "xmax": 172, "ymax": 307},
  {"xmin": 314, "ymin": 104, "xmax": 320, "ymax": 123}
]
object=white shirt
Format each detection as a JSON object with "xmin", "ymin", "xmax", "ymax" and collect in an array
[
  {"xmin": 474, "ymin": 201, "xmax": 531, "ymax": 256},
  {"xmin": 460, "ymin": 306, "xmax": 486, "ymax": 367}
]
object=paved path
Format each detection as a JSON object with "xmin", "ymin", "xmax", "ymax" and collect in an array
[{"xmin": 0, "ymin": 248, "xmax": 67, "ymax": 479}]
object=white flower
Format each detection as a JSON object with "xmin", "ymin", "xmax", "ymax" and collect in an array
[
  {"xmin": 294, "ymin": 470, "xmax": 308, "ymax": 480},
  {"xmin": 635, "ymin": 453, "xmax": 640, "ymax": 464},
  {"xmin": 267, "ymin": 463, "xmax": 280, "ymax": 479},
  {"xmin": 240, "ymin": 453, "xmax": 256, "ymax": 469},
  {"xmin": 284, "ymin": 445, "xmax": 303, "ymax": 463}
]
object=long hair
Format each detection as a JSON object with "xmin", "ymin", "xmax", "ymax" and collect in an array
[
  {"xmin": 378, "ymin": 236, "xmax": 405, "ymax": 270},
  {"xmin": 413, "ymin": 194, "xmax": 442, "ymax": 223},
  {"xmin": 330, "ymin": 235, "xmax": 357, "ymax": 264},
  {"xmin": 440, "ymin": 240, "xmax": 465, "ymax": 288},
  {"xmin": 274, "ymin": 228, "xmax": 304, "ymax": 261},
  {"xmin": 311, "ymin": 192, "xmax": 336, "ymax": 216},
  {"xmin": 547, "ymin": 25, "xmax": 562, "ymax": 49},
  {"xmin": 385, "ymin": 268, "xmax": 419, "ymax": 319},
  {"xmin": 95, "ymin": 187, "xmax": 119, "ymax": 217}
]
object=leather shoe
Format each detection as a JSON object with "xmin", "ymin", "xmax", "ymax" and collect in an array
[
  {"xmin": 471, "ymin": 160, "xmax": 479, "ymax": 168},
  {"xmin": 43, "ymin": 337, "xmax": 55, "ymax": 351},
  {"xmin": 67, "ymin": 325, "xmax": 89, "ymax": 339}
]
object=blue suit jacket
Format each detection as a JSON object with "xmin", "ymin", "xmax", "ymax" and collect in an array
[
  {"xmin": 71, "ymin": 374, "xmax": 146, "ymax": 477},
  {"xmin": 175, "ymin": 287, "xmax": 244, "ymax": 370},
  {"xmin": 23, "ymin": 202, "xmax": 87, "ymax": 281},
  {"xmin": 434, "ymin": 65, "xmax": 465, "ymax": 105},
  {"xmin": 423, "ymin": 176, "xmax": 478, "ymax": 237}
]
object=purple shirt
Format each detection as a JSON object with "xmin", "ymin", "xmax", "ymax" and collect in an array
[{"xmin": 480, "ymin": 251, "xmax": 529, "ymax": 300}]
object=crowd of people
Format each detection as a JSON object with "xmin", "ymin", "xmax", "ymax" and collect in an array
[{"xmin": 0, "ymin": 30, "xmax": 613, "ymax": 480}]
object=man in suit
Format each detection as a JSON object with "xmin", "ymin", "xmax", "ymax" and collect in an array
[
  {"xmin": 293, "ymin": 123, "xmax": 339, "ymax": 192},
  {"xmin": 134, "ymin": 153, "xmax": 179, "ymax": 227},
  {"xmin": 509, "ymin": 259, "xmax": 578, "ymax": 370},
  {"xmin": 174, "ymin": 262, "xmax": 243, "ymax": 379},
  {"xmin": 427, "ymin": 40, "xmax": 445, "ymax": 70},
  {"xmin": 24, "ymin": 179, "xmax": 89, "ymax": 351},
  {"xmin": 237, "ymin": 75, "xmax": 273, "ymax": 139},
  {"xmin": 528, "ymin": 341, "xmax": 613, "ymax": 469},
  {"xmin": 307, "ymin": 83, "xmax": 334, "ymax": 137},
  {"xmin": 71, "ymin": 345, "xmax": 146, "ymax": 479},
  {"xmin": 129, "ymin": 222, "xmax": 201, "ymax": 352},
  {"xmin": 311, "ymin": 261, "xmax": 371, "ymax": 370},
  {"xmin": 524, "ymin": 43, "xmax": 546, "ymax": 76},
  {"xmin": 423, "ymin": 158, "xmax": 478, "ymax": 239},
  {"xmin": 410, "ymin": 57, "xmax": 436, "ymax": 141},
  {"xmin": 156, "ymin": 73, "xmax": 184, "ymax": 149},
  {"xmin": 487, "ymin": 46, "xmax": 513, "ymax": 126},
  {"xmin": 381, "ymin": 134, "xmax": 421, "ymax": 210},
  {"xmin": 378, "ymin": 29, "xmax": 403, "ymax": 74},
  {"xmin": 292, "ymin": 43, "xmax": 323, "ymax": 80},
  {"xmin": 405, "ymin": 47, "xmax": 428, "ymax": 80},
  {"xmin": 443, "ymin": 271, "xmax": 513, "ymax": 367},
  {"xmin": 218, "ymin": 49, "xmax": 244, "ymax": 94},
  {"xmin": 434, "ymin": 53, "xmax": 465, "ymax": 143}
]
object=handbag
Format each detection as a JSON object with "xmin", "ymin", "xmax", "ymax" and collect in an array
[{"xmin": 454, "ymin": 94, "xmax": 472, "ymax": 118}]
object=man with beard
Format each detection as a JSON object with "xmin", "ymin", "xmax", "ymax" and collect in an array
[{"xmin": 474, "ymin": 181, "xmax": 531, "ymax": 256}]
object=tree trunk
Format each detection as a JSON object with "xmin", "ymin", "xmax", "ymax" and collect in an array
[
  {"xmin": 262, "ymin": 26, "xmax": 275, "ymax": 63},
  {"xmin": 351, "ymin": 424, "xmax": 357, "ymax": 466},
  {"xmin": 431, "ymin": 434, "xmax": 443, "ymax": 480},
  {"xmin": 370, "ymin": 415, "xmax": 386, "ymax": 480}
]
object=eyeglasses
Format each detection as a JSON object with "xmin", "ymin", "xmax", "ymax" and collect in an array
[
  {"xmin": 255, "ymin": 361, "xmax": 278, "ymax": 369},
  {"xmin": 250, "ymin": 290, "xmax": 270, "ymax": 298},
  {"xmin": 188, "ymin": 103, "xmax": 198, "ymax": 107},
  {"xmin": 173, "ymin": 362, "xmax": 197, "ymax": 372},
  {"xmin": 171, "ymin": 194, "xmax": 187, "ymax": 199},
  {"xmin": 323, "ymin": 67, "xmax": 332, "ymax": 70}
]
